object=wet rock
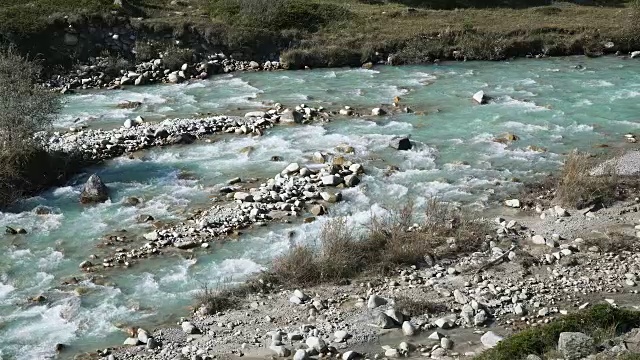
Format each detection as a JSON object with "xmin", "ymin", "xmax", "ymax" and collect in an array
[
  {"xmin": 631, "ymin": 51, "xmax": 640, "ymax": 59},
  {"xmin": 124, "ymin": 197, "xmax": 141, "ymax": 206},
  {"xmin": 344, "ymin": 174, "xmax": 360, "ymax": 187},
  {"xmin": 5, "ymin": 226, "xmax": 17, "ymax": 235},
  {"xmin": 320, "ymin": 191, "xmax": 342, "ymax": 203},
  {"xmin": 280, "ymin": 109, "xmax": 304, "ymax": 124},
  {"xmin": 136, "ymin": 214, "xmax": 154, "ymax": 222},
  {"xmin": 389, "ymin": 136, "xmax": 412, "ymax": 151},
  {"xmin": 473, "ymin": 90, "xmax": 487, "ymax": 104},
  {"xmin": 310, "ymin": 204, "xmax": 326, "ymax": 216},
  {"xmin": 245, "ymin": 111, "xmax": 266, "ymax": 118},
  {"xmin": 321, "ymin": 175, "xmax": 343, "ymax": 186},
  {"xmin": 79, "ymin": 261, "xmax": 93, "ymax": 269},
  {"xmin": 372, "ymin": 108, "xmax": 386, "ymax": 116},
  {"xmin": 558, "ymin": 332, "xmax": 594, "ymax": 360},
  {"xmin": 80, "ymin": 174, "xmax": 109, "ymax": 204}
]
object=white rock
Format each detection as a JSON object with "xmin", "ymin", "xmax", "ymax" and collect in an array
[
  {"xmin": 245, "ymin": 111, "xmax": 266, "ymax": 118},
  {"xmin": 441, "ymin": 337, "xmax": 453, "ymax": 350},
  {"xmin": 284, "ymin": 163, "xmax": 300, "ymax": 174},
  {"xmin": 473, "ymin": 90, "xmax": 487, "ymax": 104},
  {"xmin": 293, "ymin": 289, "xmax": 308, "ymax": 301},
  {"xmin": 368, "ymin": 295, "xmax": 387, "ymax": 309},
  {"xmin": 372, "ymin": 107, "xmax": 386, "ymax": 116},
  {"xmin": 505, "ymin": 199, "xmax": 520, "ymax": 208},
  {"xmin": 305, "ymin": 337, "xmax": 326, "ymax": 352},
  {"xmin": 480, "ymin": 331, "xmax": 504, "ymax": 348},
  {"xmin": 428, "ymin": 331, "xmax": 444, "ymax": 340},
  {"xmin": 531, "ymin": 235, "xmax": 546, "ymax": 245},
  {"xmin": 631, "ymin": 51, "xmax": 640, "ymax": 59},
  {"xmin": 342, "ymin": 350, "xmax": 358, "ymax": 360},
  {"xmin": 181, "ymin": 321, "xmax": 199, "ymax": 334},
  {"xmin": 294, "ymin": 349, "xmax": 309, "ymax": 360},
  {"xmin": 402, "ymin": 321, "xmax": 416, "ymax": 336},
  {"xmin": 334, "ymin": 330, "xmax": 349, "ymax": 342}
]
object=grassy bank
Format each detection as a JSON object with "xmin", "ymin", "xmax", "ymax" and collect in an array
[
  {"xmin": 1, "ymin": 0, "xmax": 639, "ymax": 69},
  {"xmin": 476, "ymin": 304, "xmax": 640, "ymax": 360}
]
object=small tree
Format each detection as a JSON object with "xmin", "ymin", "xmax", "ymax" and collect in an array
[
  {"xmin": 0, "ymin": 48, "xmax": 61, "ymax": 207},
  {"xmin": 0, "ymin": 48, "xmax": 59, "ymax": 148}
]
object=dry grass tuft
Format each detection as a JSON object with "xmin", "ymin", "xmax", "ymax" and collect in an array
[
  {"xmin": 584, "ymin": 232, "xmax": 640, "ymax": 253},
  {"xmin": 394, "ymin": 295, "xmax": 448, "ymax": 316},
  {"xmin": 554, "ymin": 151, "xmax": 618, "ymax": 209},
  {"xmin": 271, "ymin": 199, "xmax": 490, "ymax": 287}
]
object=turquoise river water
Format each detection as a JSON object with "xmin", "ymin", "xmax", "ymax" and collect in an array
[{"xmin": 1, "ymin": 56, "xmax": 639, "ymax": 359}]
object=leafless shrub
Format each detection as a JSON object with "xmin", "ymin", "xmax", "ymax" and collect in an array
[{"xmin": 555, "ymin": 151, "xmax": 617, "ymax": 209}]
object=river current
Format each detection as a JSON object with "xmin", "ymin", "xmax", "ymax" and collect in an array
[{"xmin": 1, "ymin": 57, "xmax": 639, "ymax": 359}]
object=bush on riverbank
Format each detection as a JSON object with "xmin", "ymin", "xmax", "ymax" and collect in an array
[
  {"xmin": 271, "ymin": 200, "xmax": 489, "ymax": 287},
  {"xmin": 475, "ymin": 304, "xmax": 640, "ymax": 360},
  {"xmin": 0, "ymin": 48, "xmax": 69, "ymax": 208},
  {"xmin": 554, "ymin": 151, "xmax": 618, "ymax": 209}
]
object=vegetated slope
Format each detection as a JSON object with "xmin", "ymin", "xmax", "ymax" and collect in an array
[{"xmin": 0, "ymin": 0, "xmax": 639, "ymax": 68}]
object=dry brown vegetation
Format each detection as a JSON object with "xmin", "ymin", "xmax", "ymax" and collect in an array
[
  {"xmin": 554, "ymin": 151, "xmax": 619, "ymax": 209},
  {"xmin": 270, "ymin": 199, "xmax": 490, "ymax": 287},
  {"xmin": 394, "ymin": 295, "xmax": 448, "ymax": 316}
]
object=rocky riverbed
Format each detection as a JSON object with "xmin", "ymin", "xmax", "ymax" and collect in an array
[
  {"xmin": 46, "ymin": 54, "xmax": 285, "ymax": 93},
  {"xmin": 82, "ymin": 194, "xmax": 640, "ymax": 360},
  {"xmin": 81, "ymin": 159, "xmax": 364, "ymax": 271}
]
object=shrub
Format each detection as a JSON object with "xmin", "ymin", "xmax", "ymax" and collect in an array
[
  {"xmin": 209, "ymin": 0, "xmax": 350, "ymax": 32},
  {"xmin": 554, "ymin": 151, "xmax": 618, "ymax": 209},
  {"xmin": 271, "ymin": 199, "xmax": 490, "ymax": 286},
  {"xmin": 475, "ymin": 305, "xmax": 640, "ymax": 360},
  {"xmin": 161, "ymin": 46, "xmax": 195, "ymax": 71},
  {"xmin": 272, "ymin": 245, "xmax": 320, "ymax": 286}
]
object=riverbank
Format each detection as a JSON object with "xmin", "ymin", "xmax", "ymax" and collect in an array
[
  {"xmin": 2, "ymin": 0, "xmax": 640, "ymax": 85},
  {"xmin": 89, "ymin": 191, "xmax": 640, "ymax": 360}
]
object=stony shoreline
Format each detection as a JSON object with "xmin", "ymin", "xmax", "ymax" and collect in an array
[
  {"xmin": 47, "ymin": 55, "xmax": 285, "ymax": 93},
  {"xmin": 84, "ymin": 194, "xmax": 640, "ymax": 360}
]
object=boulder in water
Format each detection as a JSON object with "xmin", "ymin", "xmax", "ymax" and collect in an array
[
  {"xmin": 389, "ymin": 136, "xmax": 412, "ymax": 151},
  {"xmin": 631, "ymin": 51, "xmax": 640, "ymax": 59},
  {"xmin": 473, "ymin": 90, "xmax": 488, "ymax": 104},
  {"xmin": 80, "ymin": 174, "xmax": 109, "ymax": 204}
]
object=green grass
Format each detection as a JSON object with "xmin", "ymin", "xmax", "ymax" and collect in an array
[
  {"xmin": 475, "ymin": 305, "xmax": 640, "ymax": 360},
  {"xmin": 1, "ymin": 0, "xmax": 639, "ymax": 68}
]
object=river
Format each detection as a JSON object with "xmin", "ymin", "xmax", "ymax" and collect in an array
[{"xmin": 1, "ymin": 56, "xmax": 639, "ymax": 359}]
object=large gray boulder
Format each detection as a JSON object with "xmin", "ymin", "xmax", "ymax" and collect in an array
[
  {"xmin": 557, "ymin": 332, "xmax": 594, "ymax": 360},
  {"xmin": 280, "ymin": 109, "xmax": 304, "ymax": 124},
  {"xmin": 80, "ymin": 174, "xmax": 109, "ymax": 204}
]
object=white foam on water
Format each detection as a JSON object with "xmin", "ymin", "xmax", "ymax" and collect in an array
[
  {"xmin": 585, "ymin": 79, "xmax": 614, "ymax": 87},
  {"xmin": 211, "ymin": 258, "xmax": 265, "ymax": 279},
  {"xmin": 37, "ymin": 250, "xmax": 65, "ymax": 271},
  {"xmin": 495, "ymin": 96, "xmax": 549, "ymax": 112},
  {"xmin": 556, "ymin": 123, "xmax": 594, "ymax": 133},
  {"xmin": 0, "ymin": 282, "xmax": 15, "ymax": 299},
  {"xmin": 574, "ymin": 99, "xmax": 593, "ymax": 107},
  {"xmin": 159, "ymin": 259, "xmax": 197, "ymax": 286},
  {"xmin": 502, "ymin": 121, "xmax": 549, "ymax": 132},
  {"xmin": 515, "ymin": 78, "xmax": 537, "ymax": 86},
  {"xmin": 610, "ymin": 89, "xmax": 640, "ymax": 101},
  {"xmin": 1, "ymin": 302, "xmax": 78, "ymax": 359}
]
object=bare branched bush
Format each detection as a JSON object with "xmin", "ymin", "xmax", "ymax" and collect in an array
[
  {"xmin": 0, "ymin": 48, "xmax": 62, "ymax": 207},
  {"xmin": 270, "ymin": 199, "xmax": 490, "ymax": 287},
  {"xmin": 272, "ymin": 245, "xmax": 320, "ymax": 286},
  {"xmin": 555, "ymin": 151, "xmax": 618, "ymax": 209}
]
